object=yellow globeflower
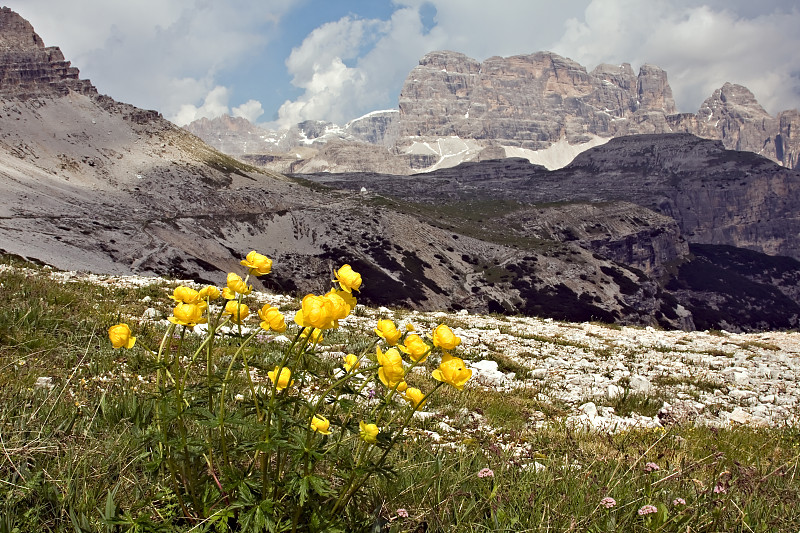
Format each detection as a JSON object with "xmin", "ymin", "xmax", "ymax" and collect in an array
[
  {"xmin": 267, "ymin": 366, "xmax": 293, "ymax": 390},
  {"xmin": 223, "ymin": 301, "xmax": 250, "ymax": 324},
  {"xmin": 258, "ymin": 305, "xmax": 287, "ymax": 333},
  {"xmin": 169, "ymin": 286, "xmax": 200, "ymax": 304},
  {"xmin": 376, "ymin": 347, "xmax": 405, "ymax": 388},
  {"xmin": 359, "ymin": 421, "xmax": 379, "ymax": 444},
  {"xmin": 334, "ymin": 264, "xmax": 362, "ymax": 293},
  {"xmin": 240, "ymin": 250, "xmax": 273, "ymax": 276},
  {"xmin": 399, "ymin": 334, "xmax": 431, "ymax": 363},
  {"xmin": 432, "ymin": 324, "xmax": 461, "ymax": 351},
  {"xmin": 432, "ymin": 356, "xmax": 472, "ymax": 390},
  {"xmin": 374, "ymin": 319, "xmax": 401, "ymax": 346},
  {"xmin": 168, "ymin": 303, "xmax": 207, "ymax": 327},
  {"xmin": 300, "ymin": 327, "xmax": 324, "ymax": 344},
  {"xmin": 198, "ymin": 285, "xmax": 221, "ymax": 300},
  {"xmin": 310, "ymin": 415, "xmax": 332, "ymax": 435},
  {"xmin": 222, "ymin": 287, "xmax": 237, "ymax": 300},
  {"xmin": 108, "ymin": 323, "xmax": 136, "ymax": 349},
  {"xmin": 404, "ymin": 387, "xmax": 426, "ymax": 409},
  {"xmin": 343, "ymin": 353, "xmax": 360, "ymax": 372},
  {"xmin": 324, "ymin": 289, "xmax": 351, "ymax": 323},
  {"xmin": 294, "ymin": 294, "xmax": 336, "ymax": 330},
  {"xmin": 226, "ymin": 272, "xmax": 252, "ymax": 296}
]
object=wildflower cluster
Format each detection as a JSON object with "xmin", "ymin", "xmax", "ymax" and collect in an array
[{"xmin": 107, "ymin": 253, "xmax": 471, "ymax": 530}]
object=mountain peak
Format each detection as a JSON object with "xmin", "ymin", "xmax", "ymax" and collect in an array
[
  {"xmin": 0, "ymin": 7, "xmax": 96, "ymax": 98},
  {"xmin": 0, "ymin": 7, "xmax": 45, "ymax": 51}
]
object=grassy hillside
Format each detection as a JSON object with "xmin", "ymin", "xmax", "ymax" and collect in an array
[{"xmin": 1, "ymin": 254, "xmax": 799, "ymax": 532}]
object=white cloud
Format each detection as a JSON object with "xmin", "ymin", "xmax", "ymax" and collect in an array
[
  {"xmin": 273, "ymin": 7, "xmax": 448, "ymax": 128},
  {"xmin": 233, "ymin": 100, "xmax": 265, "ymax": 123},
  {"xmin": 172, "ymin": 86, "xmax": 232, "ymax": 126},
  {"xmin": 9, "ymin": 0, "xmax": 800, "ymax": 129},
  {"xmin": 552, "ymin": 0, "xmax": 800, "ymax": 114},
  {"xmin": 10, "ymin": 0, "xmax": 300, "ymax": 121}
]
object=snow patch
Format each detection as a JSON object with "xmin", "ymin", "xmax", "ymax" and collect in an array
[{"xmin": 503, "ymin": 135, "xmax": 611, "ymax": 170}]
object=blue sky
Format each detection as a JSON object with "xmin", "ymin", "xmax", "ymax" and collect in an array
[{"xmin": 8, "ymin": 1, "xmax": 800, "ymax": 129}]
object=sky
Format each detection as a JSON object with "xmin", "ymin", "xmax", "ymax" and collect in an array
[{"xmin": 8, "ymin": 1, "xmax": 800, "ymax": 129}]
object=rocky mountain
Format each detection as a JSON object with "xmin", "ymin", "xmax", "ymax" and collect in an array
[
  {"xmin": 294, "ymin": 134, "xmax": 800, "ymax": 331},
  {"xmin": 187, "ymin": 50, "xmax": 800, "ymax": 175},
  {"xmin": 1, "ymin": 8, "xmax": 799, "ymax": 333}
]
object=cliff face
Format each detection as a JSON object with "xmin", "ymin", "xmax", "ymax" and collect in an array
[
  {"xmin": 395, "ymin": 51, "xmax": 796, "ymax": 168},
  {"xmin": 397, "ymin": 51, "xmax": 679, "ymax": 149},
  {"xmin": 0, "ymin": 8, "xmax": 96, "ymax": 98},
  {"xmin": 190, "ymin": 50, "xmax": 799, "ymax": 175}
]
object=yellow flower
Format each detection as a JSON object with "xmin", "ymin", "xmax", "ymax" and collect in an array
[
  {"xmin": 395, "ymin": 381, "xmax": 408, "ymax": 393},
  {"xmin": 240, "ymin": 250, "xmax": 273, "ymax": 276},
  {"xmin": 431, "ymin": 356, "xmax": 472, "ymax": 390},
  {"xmin": 404, "ymin": 387, "xmax": 426, "ymax": 409},
  {"xmin": 222, "ymin": 287, "xmax": 237, "ymax": 300},
  {"xmin": 359, "ymin": 421, "xmax": 379, "ymax": 444},
  {"xmin": 300, "ymin": 327, "xmax": 324, "ymax": 344},
  {"xmin": 294, "ymin": 293, "xmax": 336, "ymax": 330},
  {"xmin": 406, "ymin": 323, "xmax": 416, "ymax": 332},
  {"xmin": 198, "ymin": 285, "xmax": 221, "ymax": 300},
  {"xmin": 226, "ymin": 272, "xmax": 252, "ymax": 296},
  {"xmin": 343, "ymin": 353, "xmax": 360, "ymax": 372},
  {"xmin": 268, "ymin": 366, "xmax": 293, "ymax": 390},
  {"xmin": 168, "ymin": 303, "xmax": 207, "ymax": 327},
  {"xmin": 432, "ymin": 324, "xmax": 461, "ymax": 351},
  {"xmin": 374, "ymin": 319, "xmax": 401, "ymax": 345},
  {"xmin": 376, "ymin": 347, "xmax": 405, "ymax": 388},
  {"xmin": 258, "ymin": 305, "xmax": 287, "ymax": 332},
  {"xmin": 169, "ymin": 286, "xmax": 200, "ymax": 304},
  {"xmin": 223, "ymin": 301, "xmax": 250, "ymax": 324},
  {"xmin": 398, "ymin": 333, "xmax": 431, "ymax": 363},
  {"xmin": 324, "ymin": 289, "xmax": 352, "ymax": 323},
  {"xmin": 334, "ymin": 264, "xmax": 362, "ymax": 293},
  {"xmin": 310, "ymin": 415, "xmax": 332, "ymax": 435},
  {"xmin": 108, "ymin": 323, "xmax": 136, "ymax": 349}
]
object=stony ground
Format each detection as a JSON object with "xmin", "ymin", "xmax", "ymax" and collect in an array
[{"xmin": 25, "ymin": 265, "xmax": 799, "ymax": 439}]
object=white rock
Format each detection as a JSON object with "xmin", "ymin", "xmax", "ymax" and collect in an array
[
  {"xmin": 522, "ymin": 461, "xmax": 547, "ymax": 472},
  {"xmin": 578, "ymin": 402, "xmax": 598, "ymax": 418},
  {"xmin": 438, "ymin": 422, "xmax": 455, "ymax": 433},
  {"xmin": 530, "ymin": 368, "xmax": 547, "ymax": 379},
  {"xmin": 628, "ymin": 375, "xmax": 652, "ymax": 394},
  {"xmin": 35, "ymin": 376, "xmax": 54, "ymax": 390},
  {"xmin": 727, "ymin": 408, "xmax": 752, "ymax": 424},
  {"xmin": 142, "ymin": 307, "xmax": 160, "ymax": 319},
  {"xmin": 607, "ymin": 384, "xmax": 624, "ymax": 399},
  {"xmin": 470, "ymin": 360, "xmax": 507, "ymax": 386}
]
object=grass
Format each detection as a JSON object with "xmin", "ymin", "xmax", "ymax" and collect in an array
[{"xmin": 1, "ymin": 255, "xmax": 800, "ymax": 531}]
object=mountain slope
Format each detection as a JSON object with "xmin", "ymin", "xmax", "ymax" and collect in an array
[{"xmin": 1, "ymin": 8, "xmax": 797, "ymax": 332}]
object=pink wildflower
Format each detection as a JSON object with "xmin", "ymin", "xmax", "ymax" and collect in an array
[
  {"xmin": 600, "ymin": 497, "xmax": 616, "ymax": 509},
  {"xmin": 643, "ymin": 461, "xmax": 660, "ymax": 472},
  {"xmin": 672, "ymin": 497, "xmax": 686, "ymax": 506},
  {"xmin": 396, "ymin": 508, "xmax": 409, "ymax": 519},
  {"xmin": 638, "ymin": 504, "xmax": 658, "ymax": 516},
  {"xmin": 478, "ymin": 468, "xmax": 495, "ymax": 478},
  {"xmin": 713, "ymin": 483, "xmax": 727, "ymax": 494}
]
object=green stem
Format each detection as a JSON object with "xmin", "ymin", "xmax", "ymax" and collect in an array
[{"xmin": 333, "ymin": 381, "xmax": 444, "ymax": 513}]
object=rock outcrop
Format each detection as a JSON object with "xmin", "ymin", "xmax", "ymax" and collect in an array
[
  {"xmin": 0, "ymin": 7, "xmax": 96, "ymax": 98},
  {"xmin": 186, "ymin": 50, "xmax": 800, "ymax": 175},
  {"xmin": 396, "ymin": 51, "xmax": 677, "ymax": 148}
]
